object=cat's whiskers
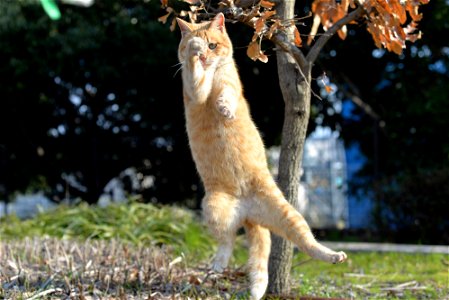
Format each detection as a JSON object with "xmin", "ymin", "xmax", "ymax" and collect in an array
[{"xmin": 172, "ymin": 61, "xmax": 184, "ymax": 78}]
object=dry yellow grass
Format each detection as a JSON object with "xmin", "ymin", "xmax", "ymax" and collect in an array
[{"xmin": 0, "ymin": 237, "xmax": 249, "ymax": 299}]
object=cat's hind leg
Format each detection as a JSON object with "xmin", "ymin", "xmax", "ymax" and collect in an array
[
  {"xmin": 243, "ymin": 221, "xmax": 271, "ymax": 300},
  {"xmin": 250, "ymin": 182, "xmax": 347, "ymax": 264},
  {"xmin": 202, "ymin": 192, "xmax": 242, "ymax": 272}
]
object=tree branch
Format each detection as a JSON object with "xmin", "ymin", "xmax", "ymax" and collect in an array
[
  {"xmin": 337, "ymin": 72, "xmax": 383, "ymax": 122},
  {"xmin": 270, "ymin": 32, "xmax": 308, "ymax": 70},
  {"xmin": 206, "ymin": 7, "xmax": 309, "ymax": 69},
  {"xmin": 306, "ymin": 5, "xmax": 365, "ymax": 63}
]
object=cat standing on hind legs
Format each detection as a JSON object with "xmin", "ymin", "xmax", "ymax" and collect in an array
[{"xmin": 176, "ymin": 13, "xmax": 347, "ymax": 300}]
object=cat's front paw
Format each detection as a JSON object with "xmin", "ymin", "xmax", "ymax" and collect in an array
[
  {"xmin": 331, "ymin": 251, "xmax": 347, "ymax": 264},
  {"xmin": 218, "ymin": 104, "xmax": 235, "ymax": 119},
  {"xmin": 217, "ymin": 96, "xmax": 236, "ymax": 119}
]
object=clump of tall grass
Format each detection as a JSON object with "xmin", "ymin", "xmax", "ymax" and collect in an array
[{"xmin": 0, "ymin": 201, "xmax": 215, "ymax": 260}]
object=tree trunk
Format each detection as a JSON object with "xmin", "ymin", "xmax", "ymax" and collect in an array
[{"xmin": 267, "ymin": 0, "xmax": 311, "ymax": 292}]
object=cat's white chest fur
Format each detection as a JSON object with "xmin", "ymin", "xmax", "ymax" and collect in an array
[{"xmin": 182, "ymin": 63, "xmax": 215, "ymax": 103}]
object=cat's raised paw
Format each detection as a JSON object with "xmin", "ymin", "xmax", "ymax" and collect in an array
[
  {"xmin": 216, "ymin": 91, "xmax": 236, "ymax": 119},
  {"xmin": 331, "ymin": 251, "xmax": 347, "ymax": 264},
  {"xmin": 218, "ymin": 104, "xmax": 235, "ymax": 119}
]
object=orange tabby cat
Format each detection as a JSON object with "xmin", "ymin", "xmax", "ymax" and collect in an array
[{"xmin": 176, "ymin": 13, "xmax": 347, "ymax": 300}]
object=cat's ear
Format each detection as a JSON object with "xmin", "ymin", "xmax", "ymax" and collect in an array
[
  {"xmin": 210, "ymin": 13, "xmax": 226, "ymax": 33},
  {"xmin": 176, "ymin": 17, "xmax": 193, "ymax": 37}
]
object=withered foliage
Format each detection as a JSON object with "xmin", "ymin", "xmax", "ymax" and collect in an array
[
  {"xmin": 159, "ymin": 0, "xmax": 429, "ymax": 61},
  {"xmin": 0, "ymin": 238, "xmax": 247, "ymax": 299}
]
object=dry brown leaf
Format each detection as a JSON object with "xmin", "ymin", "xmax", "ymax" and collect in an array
[
  {"xmin": 367, "ymin": 22, "xmax": 382, "ymax": 49},
  {"xmin": 262, "ymin": 10, "xmax": 277, "ymax": 20},
  {"xmin": 247, "ymin": 41, "xmax": 260, "ymax": 61},
  {"xmin": 158, "ymin": 7, "xmax": 173, "ymax": 24},
  {"xmin": 394, "ymin": 23, "xmax": 406, "ymax": 40},
  {"xmin": 255, "ymin": 17, "xmax": 265, "ymax": 34},
  {"xmin": 189, "ymin": 275, "xmax": 202, "ymax": 285},
  {"xmin": 258, "ymin": 52, "xmax": 269, "ymax": 63},
  {"xmin": 246, "ymin": 6, "xmax": 261, "ymax": 22},
  {"xmin": 390, "ymin": 39, "xmax": 404, "ymax": 55},
  {"xmin": 266, "ymin": 20, "xmax": 280, "ymax": 39},
  {"xmin": 170, "ymin": 18, "xmax": 177, "ymax": 32},
  {"xmin": 293, "ymin": 26, "xmax": 302, "ymax": 47},
  {"xmin": 407, "ymin": 32, "xmax": 422, "ymax": 42},
  {"xmin": 160, "ymin": 0, "xmax": 168, "ymax": 8},
  {"xmin": 188, "ymin": 11, "xmax": 197, "ymax": 22},
  {"xmin": 406, "ymin": 2, "xmax": 423, "ymax": 21},
  {"xmin": 251, "ymin": 32, "xmax": 259, "ymax": 42},
  {"xmin": 405, "ymin": 22, "xmax": 422, "ymax": 42},
  {"xmin": 363, "ymin": 0, "xmax": 426, "ymax": 55},
  {"xmin": 314, "ymin": 0, "xmax": 337, "ymax": 30},
  {"xmin": 158, "ymin": 13, "xmax": 170, "ymax": 24},
  {"xmin": 260, "ymin": 0, "xmax": 275, "ymax": 9},
  {"xmin": 337, "ymin": 27, "xmax": 347, "ymax": 40},
  {"xmin": 182, "ymin": 0, "xmax": 201, "ymax": 4},
  {"xmin": 310, "ymin": 0, "xmax": 350, "ymax": 42},
  {"xmin": 246, "ymin": 40, "xmax": 268, "ymax": 63},
  {"xmin": 324, "ymin": 85, "xmax": 334, "ymax": 93},
  {"xmin": 391, "ymin": 0, "xmax": 406, "ymax": 24},
  {"xmin": 349, "ymin": 0, "xmax": 356, "ymax": 9},
  {"xmin": 341, "ymin": 0, "xmax": 349, "ymax": 12}
]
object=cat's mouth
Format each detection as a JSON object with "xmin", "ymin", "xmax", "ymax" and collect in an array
[{"xmin": 198, "ymin": 53, "xmax": 209, "ymax": 68}]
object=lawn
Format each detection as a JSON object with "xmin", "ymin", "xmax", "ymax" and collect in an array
[{"xmin": 0, "ymin": 202, "xmax": 447, "ymax": 299}]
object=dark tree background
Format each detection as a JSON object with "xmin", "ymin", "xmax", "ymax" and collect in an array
[
  {"xmin": 0, "ymin": 0, "xmax": 447, "ymax": 244},
  {"xmin": 0, "ymin": 0, "xmax": 283, "ymax": 206},
  {"xmin": 314, "ymin": 0, "xmax": 449, "ymax": 244}
]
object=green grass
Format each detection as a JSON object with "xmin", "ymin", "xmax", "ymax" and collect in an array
[
  {"xmin": 289, "ymin": 252, "xmax": 448, "ymax": 299},
  {"xmin": 1, "ymin": 201, "xmax": 448, "ymax": 299},
  {"xmin": 0, "ymin": 200, "xmax": 215, "ymax": 260}
]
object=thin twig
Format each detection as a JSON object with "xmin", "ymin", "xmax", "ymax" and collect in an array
[
  {"xmin": 344, "ymin": 273, "xmax": 377, "ymax": 278},
  {"xmin": 307, "ymin": 5, "xmax": 365, "ymax": 63},
  {"xmin": 25, "ymin": 288, "xmax": 64, "ymax": 300}
]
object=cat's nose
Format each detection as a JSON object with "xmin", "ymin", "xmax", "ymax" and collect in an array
[{"xmin": 199, "ymin": 53, "xmax": 207, "ymax": 64}]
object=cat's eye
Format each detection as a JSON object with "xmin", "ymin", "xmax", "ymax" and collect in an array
[{"xmin": 208, "ymin": 43, "xmax": 217, "ymax": 50}]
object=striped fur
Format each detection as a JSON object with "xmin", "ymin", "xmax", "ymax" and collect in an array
[{"xmin": 176, "ymin": 13, "xmax": 347, "ymax": 300}]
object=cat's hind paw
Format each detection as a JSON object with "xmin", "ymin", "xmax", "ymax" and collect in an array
[
  {"xmin": 211, "ymin": 259, "xmax": 227, "ymax": 273},
  {"xmin": 331, "ymin": 251, "xmax": 347, "ymax": 264}
]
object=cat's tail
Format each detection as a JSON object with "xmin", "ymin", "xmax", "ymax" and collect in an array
[{"xmin": 251, "ymin": 181, "xmax": 347, "ymax": 264}]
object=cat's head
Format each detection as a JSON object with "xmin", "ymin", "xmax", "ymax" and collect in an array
[{"xmin": 176, "ymin": 13, "xmax": 233, "ymax": 70}]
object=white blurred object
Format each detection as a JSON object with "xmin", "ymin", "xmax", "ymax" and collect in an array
[
  {"xmin": 61, "ymin": 0, "xmax": 95, "ymax": 7},
  {"xmin": 0, "ymin": 192, "xmax": 56, "ymax": 219},
  {"xmin": 266, "ymin": 127, "xmax": 349, "ymax": 229}
]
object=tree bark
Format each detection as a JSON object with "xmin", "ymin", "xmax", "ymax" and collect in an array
[
  {"xmin": 264, "ymin": 1, "xmax": 365, "ymax": 296},
  {"xmin": 268, "ymin": 51, "xmax": 311, "ymax": 295},
  {"xmin": 267, "ymin": 0, "xmax": 312, "ymax": 294}
]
